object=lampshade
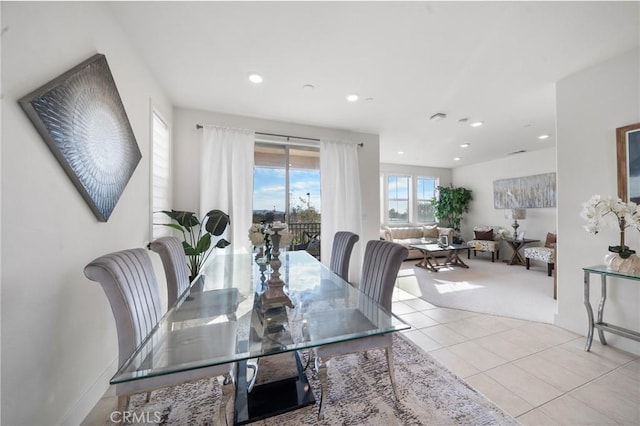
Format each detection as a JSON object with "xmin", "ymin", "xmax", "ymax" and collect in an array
[{"xmin": 505, "ymin": 208, "xmax": 527, "ymax": 220}]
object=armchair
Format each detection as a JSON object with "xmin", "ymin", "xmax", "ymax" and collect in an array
[
  {"xmin": 466, "ymin": 226, "xmax": 508, "ymax": 262},
  {"xmin": 524, "ymin": 232, "xmax": 556, "ymax": 276}
]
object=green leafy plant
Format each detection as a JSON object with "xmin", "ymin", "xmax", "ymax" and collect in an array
[
  {"xmin": 159, "ymin": 209, "xmax": 231, "ymax": 279},
  {"xmin": 431, "ymin": 186, "xmax": 473, "ymax": 242}
]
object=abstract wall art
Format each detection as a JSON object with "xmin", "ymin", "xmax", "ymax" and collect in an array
[
  {"xmin": 493, "ymin": 172, "xmax": 556, "ymax": 209},
  {"xmin": 19, "ymin": 53, "xmax": 141, "ymax": 222},
  {"xmin": 616, "ymin": 123, "xmax": 640, "ymax": 203}
]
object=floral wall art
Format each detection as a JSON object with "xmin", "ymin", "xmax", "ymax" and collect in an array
[
  {"xmin": 19, "ymin": 53, "xmax": 141, "ymax": 222},
  {"xmin": 493, "ymin": 172, "xmax": 556, "ymax": 209}
]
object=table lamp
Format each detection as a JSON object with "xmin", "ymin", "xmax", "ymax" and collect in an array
[{"xmin": 505, "ymin": 208, "xmax": 526, "ymax": 239}]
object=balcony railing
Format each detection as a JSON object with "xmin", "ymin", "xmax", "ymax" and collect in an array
[{"xmin": 287, "ymin": 222, "xmax": 321, "ymax": 258}]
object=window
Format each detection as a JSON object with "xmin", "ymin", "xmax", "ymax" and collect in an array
[
  {"xmin": 388, "ymin": 175, "xmax": 409, "ymax": 223},
  {"xmin": 382, "ymin": 173, "xmax": 438, "ymax": 224},
  {"xmin": 416, "ymin": 177, "xmax": 436, "ymax": 222},
  {"xmin": 151, "ymin": 110, "xmax": 171, "ymax": 238},
  {"xmin": 253, "ymin": 143, "xmax": 321, "ymax": 247}
]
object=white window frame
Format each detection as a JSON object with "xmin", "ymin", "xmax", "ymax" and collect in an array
[
  {"xmin": 415, "ymin": 176, "xmax": 437, "ymax": 223},
  {"xmin": 381, "ymin": 172, "xmax": 439, "ymax": 226},
  {"xmin": 150, "ymin": 108, "xmax": 172, "ymax": 239}
]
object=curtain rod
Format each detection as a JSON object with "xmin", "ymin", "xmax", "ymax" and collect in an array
[{"xmin": 195, "ymin": 124, "xmax": 363, "ymax": 147}]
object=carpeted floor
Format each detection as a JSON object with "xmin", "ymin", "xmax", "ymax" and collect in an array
[
  {"xmin": 397, "ymin": 256, "xmax": 557, "ymax": 323},
  {"xmin": 124, "ymin": 334, "xmax": 517, "ymax": 425}
]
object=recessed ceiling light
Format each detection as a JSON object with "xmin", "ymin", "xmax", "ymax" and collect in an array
[
  {"xmin": 470, "ymin": 121, "xmax": 483, "ymax": 127},
  {"xmin": 460, "ymin": 143, "xmax": 471, "ymax": 148},
  {"xmin": 538, "ymin": 134, "xmax": 550, "ymax": 140},
  {"xmin": 398, "ymin": 151, "xmax": 404, "ymax": 155},
  {"xmin": 458, "ymin": 118, "xmax": 469, "ymax": 124},
  {"xmin": 248, "ymin": 73, "xmax": 263, "ymax": 84},
  {"xmin": 430, "ymin": 113, "xmax": 447, "ymax": 121},
  {"xmin": 453, "ymin": 157, "xmax": 461, "ymax": 161},
  {"xmin": 346, "ymin": 94, "xmax": 359, "ymax": 102},
  {"xmin": 302, "ymin": 84, "xmax": 315, "ymax": 91}
]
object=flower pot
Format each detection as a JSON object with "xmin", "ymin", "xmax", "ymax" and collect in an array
[{"xmin": 604, "ymin": 252, "xmax": 640, "ymax": 275}]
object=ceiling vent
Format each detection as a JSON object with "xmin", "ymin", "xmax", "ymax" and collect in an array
[
  {"xmin": 430, "ymin": 113, "xmax": 447, "ymax": 121},
  {"xmin": 507, "ymin": 149, "xmax": 527, "ymax": 156}
]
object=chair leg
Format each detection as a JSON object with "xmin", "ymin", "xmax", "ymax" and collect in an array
[
  {"xmin": 218, "ymin": 368, "xmax": 236, "ymax": 426},
  {"xmin": 116, "ymin": 395, "xmax": 129, "ymax": 419},
  {"xmin": 315, "ymin": 355, "xmax": 329, "ymax": 420},
  {"xmin": 385, "ymin": 346, "xmax": 399, "ymax": 401},
  {"xmin": 468, "ymin": 249, "xmax": 471, "ymax": 259},
  {"xmin": 145, "ymin": 391, "xmax": 151, "ymax": 403},
  {"xmin": 496, "ymin": 250, "xmax": 500, "ymax": 260},
  {"xmin": 548, "ymin": 263, "xmax": 554, "ymax": 277},
  {"xmin": 526, "ymin": 258, "xmax": 530, "ymax": 270},
  {"xmin": 491, "ymin": 252, "xmax": 495, "ymax": 262}
]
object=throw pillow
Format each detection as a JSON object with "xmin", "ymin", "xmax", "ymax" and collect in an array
[
  {"xmin": 474, "ymin": 229, "xmax": 494, "ymax": 241},
  {"xmin": 423, "ymin": 225, "xmax": 439, "ymax": 238},
  {"xmin": 545, "ymin": 232, "xmax": 557, "ymax": 248}
]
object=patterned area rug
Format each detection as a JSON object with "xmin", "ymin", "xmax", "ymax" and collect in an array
[{"xmin": 126, "ymin": 334, "xmax": 517, "ymax": 425}]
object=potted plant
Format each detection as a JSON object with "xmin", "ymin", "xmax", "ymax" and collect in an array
[
  {"xmin": 159, "ymin": 209, "xmax": 231, "ymax": 280},
  {"xmin": 431, "ymin": 185, "xmax": 473, "ymax": 243}
]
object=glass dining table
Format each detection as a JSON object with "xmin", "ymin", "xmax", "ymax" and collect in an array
[{"xmin": 111, "ymin": 250, "xmax": 409, "ymax": 424}]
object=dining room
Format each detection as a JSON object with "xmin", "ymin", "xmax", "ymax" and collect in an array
[{"xmin": 3, "ymin": 2, "xmax": 640, "ymax": 425}]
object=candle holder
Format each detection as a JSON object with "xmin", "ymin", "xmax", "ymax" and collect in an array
[{"xmin": 261, "ymin": 225, "xmax": 293, "ymax": 310}]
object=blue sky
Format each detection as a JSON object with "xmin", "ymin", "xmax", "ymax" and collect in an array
[{"xmin": 253, "ymin": 167, "xmax": 321, "ymax": 212}]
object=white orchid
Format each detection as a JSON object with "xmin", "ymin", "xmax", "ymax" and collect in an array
[{"xmin": 580, "ymin": 195, "xmax": 640, "ymax": 235}]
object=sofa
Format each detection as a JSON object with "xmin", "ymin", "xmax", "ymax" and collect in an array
[{"xmin": 380, "ymin": 225, "xmax": 455, "ymax": 260}]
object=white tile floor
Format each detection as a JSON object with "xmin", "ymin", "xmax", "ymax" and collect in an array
[
  {"xmin": 83, "ymin": 287, "xmax": 639, "ymax": 425},
  {"xmin": 393, "ymin": 287, "xmax": 640, "ymax": 425}
]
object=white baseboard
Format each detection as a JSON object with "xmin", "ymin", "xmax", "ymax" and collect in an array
[{"xmin": 59, "ymin": 357, "xmax": 118, "ymax": 425}]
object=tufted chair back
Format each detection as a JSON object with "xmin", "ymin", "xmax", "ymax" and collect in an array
[
  {"xmin": 329, "ymin": 231, "xmax": 360, "ymax": 281},
  {"xmin": 84, "ymin": 248, "xmax": 162, "ymax": 368},
  {"xmin": 149, "ymin": 236, "xmax": 190, "ymax": 307}
]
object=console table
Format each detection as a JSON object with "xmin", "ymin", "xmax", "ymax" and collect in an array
[
  {"xmin": 503, "ymin": 238, "xmax": 540, "ymax": 266},
  {"xmin": 583, "ymin": 266, "xmax": 640, "ymax": 351}
]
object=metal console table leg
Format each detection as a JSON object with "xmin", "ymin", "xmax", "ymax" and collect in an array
[{"xmin": 583, "ymin": 270, "xmax": 595, "ymax": 351}]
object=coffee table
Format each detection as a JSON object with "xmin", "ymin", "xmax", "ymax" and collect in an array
[{"xmin": 410, "ymin": 243, "xmax": 471, "ymax": 272}]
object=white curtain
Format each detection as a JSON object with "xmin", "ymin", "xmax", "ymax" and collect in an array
[
  {"xmin": 200, "ymin": 125, "xmax": 255, "ymax": 254},
  {"xmin": 320, "ymin": 139, "xmax": 363, "ymax": 282}
]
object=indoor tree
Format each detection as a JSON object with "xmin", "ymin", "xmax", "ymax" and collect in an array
[{"xmin": 431, "ymin": 185, "xmax": 473, "ymax": 242}]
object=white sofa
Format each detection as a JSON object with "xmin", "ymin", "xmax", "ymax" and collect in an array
[{"xmin": 380, "ymin": 225, "xmax": 455, "ymax": 260}]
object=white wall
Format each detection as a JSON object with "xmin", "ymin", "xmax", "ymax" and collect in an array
[
  {"xmin": 556, "ymin": 49, "xmax": 640, "ymax": 355},
  {"xmin": 452, "ymin": 148, "xmax": 557, "ymax": 260},
  {"xmin": 172, "ymin": 108, "xmax": 381, "ymax": 248},
  {"xmin": 1, "ymin": 3, "xmax": 172, "ymax": 424}
]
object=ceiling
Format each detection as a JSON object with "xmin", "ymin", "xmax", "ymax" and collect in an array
[{"xmin": 108, "ymin": 1, "xmax": 639, "ymax": 168}]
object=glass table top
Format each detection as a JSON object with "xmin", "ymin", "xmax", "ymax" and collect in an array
[{"xmin": 111, "ymin": 250, "xmax": 409, "ymax": 384}]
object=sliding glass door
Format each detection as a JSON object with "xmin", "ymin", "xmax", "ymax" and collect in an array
[{"xmin": 253, "ymin": 143, "xmax": 320, "ymax": 249}]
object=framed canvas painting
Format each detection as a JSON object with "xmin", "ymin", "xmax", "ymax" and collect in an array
[
  {"xmin": 18, "ymin": 53, "xmax": 141, "ymax": 222},
  {"xmin": 616, "ymin": 123, "xmax": 640, "ymax": 203}
]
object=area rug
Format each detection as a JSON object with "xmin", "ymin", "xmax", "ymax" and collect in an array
[
  {"xmin": 124, "ymin": 334, "xmax": 517, "ymax": 425},
  {"xmin": 397, "ymin": 257, "xmax": 556, "ymax": 323}
]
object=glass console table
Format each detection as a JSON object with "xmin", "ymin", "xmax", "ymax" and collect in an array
[{"xmin": 583, "ymin": 265, "xmax": 640, "ymax": 351}]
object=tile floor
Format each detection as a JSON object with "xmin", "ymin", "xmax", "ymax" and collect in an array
[
  {"xmin": 393, "ymin": 287, "xmax": 640, "ymax": 425},
  {"xmin": 84, "ymin": 288, "xmax": 639, "ymax": 425}
]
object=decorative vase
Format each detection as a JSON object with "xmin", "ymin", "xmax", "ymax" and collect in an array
[{"xmin": 604, "ymin": 252, "xmax": 640, "ymax": 274}]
